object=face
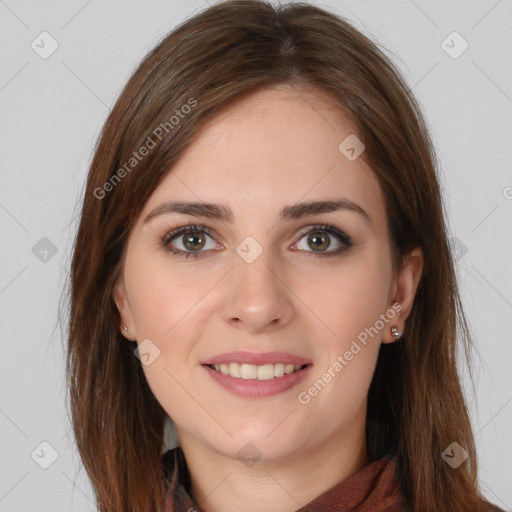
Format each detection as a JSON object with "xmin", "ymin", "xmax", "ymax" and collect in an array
[{"xmin": 114, "ymin": 85, "xmax": 422, "ymax": 463}]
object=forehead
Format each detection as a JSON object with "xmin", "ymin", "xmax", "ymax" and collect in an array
[{"xmin": 141, "ymin": 85, "xmax": 386, "ymax": 227}]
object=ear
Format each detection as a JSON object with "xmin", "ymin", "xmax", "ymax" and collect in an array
[
  {"xmin": 113, "ymin": 276, "xmax": 136, "ymax": 341},
  {"xmin": 382, "ymin": 247, "xmax": 424, "ymax": 344}
]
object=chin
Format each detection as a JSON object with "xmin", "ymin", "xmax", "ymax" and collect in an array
[{"xmin": 213, "ymin": 425, "xmax": 305, "ymax": 463}]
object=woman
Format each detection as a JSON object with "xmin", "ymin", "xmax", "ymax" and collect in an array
[{"xmin": 65, "ymin": 1, "xmax": 505, "ymax": 510}]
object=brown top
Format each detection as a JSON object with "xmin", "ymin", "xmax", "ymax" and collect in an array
[{"xmin": 162, "ymin": 447, "xmax": 406, "ymax": 511}]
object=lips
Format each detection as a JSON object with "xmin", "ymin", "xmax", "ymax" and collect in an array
[
  {"xmin": 202, "ymin": 362, "xmax": 313, "ymax": 398},
  {"xmin": 200, "ymin": 351, "xmax": 313, "ymax": 398},
  {"xmin": 201, "ymin": 351, "xmax": 312, "ymax": 366}
]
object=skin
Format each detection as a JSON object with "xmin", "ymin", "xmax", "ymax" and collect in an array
[{"xmin": 114, "ymin": 85, "xmax": 423, "ymax": 512}]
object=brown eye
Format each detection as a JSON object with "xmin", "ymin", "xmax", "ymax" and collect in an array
[
  {"xmin": 307, "ymin": 231, "xmax": 330, "ymax": 252},
  {"xmin": 292, "ymin": 224, "xmax": 353, "ymax": 257},
  {"xmin": 182, "ymin": 231, "xmax": 206, "ymax": 251},
  {"xmin": 162, "ymin": 225, "xmax": 219, "ymax": 258}
]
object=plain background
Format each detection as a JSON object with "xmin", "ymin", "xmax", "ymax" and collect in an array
[{"xmin": 0, "ymin": 0, "xmax": 511, "ymax": 510}]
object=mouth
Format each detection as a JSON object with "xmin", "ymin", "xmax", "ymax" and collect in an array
[
  {"xmin": 204, "ymin": 362, "xmax": 311, "ymax": 380},
  {"xmin": 202, "ymin": 361, "xmax": 313, "ymax": 398},
  {"xmin": 201, "ymin": 351, "xmax": 313, "ymax": 397}
]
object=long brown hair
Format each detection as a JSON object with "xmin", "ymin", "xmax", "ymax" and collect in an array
[{"xmin": 64, "ymin": 1, "xmax": 498, "ymax": 510}]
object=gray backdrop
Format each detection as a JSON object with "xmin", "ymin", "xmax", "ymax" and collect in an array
[{"xmin": 1, "ymin": 0, "xmax": 511, "ymax": 510}]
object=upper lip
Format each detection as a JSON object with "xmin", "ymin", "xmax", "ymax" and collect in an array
[{"xmin": 201, "ymin": 351, "xmax": 312, "ymax": 366}]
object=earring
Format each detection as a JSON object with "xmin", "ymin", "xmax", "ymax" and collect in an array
[
  {"xmin": 124, "ymin": 325, "xmax": 128, "ymax": 331},
  {"xmin": 390, "ymin": 326, "xmax": 401, "ymax": 340}
]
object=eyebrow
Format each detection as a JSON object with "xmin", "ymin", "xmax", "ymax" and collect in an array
[{"xmin": 144, "ymin": 199, "xmax": 371, "ymax": 226}]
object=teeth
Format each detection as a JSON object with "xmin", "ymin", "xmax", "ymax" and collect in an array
[
  {"xmin": 229, "ymin": 363, "xmax": 240, "ymax": 378},
  {"xmin": 211, "ymin": 362, "xmax": 304, "ymax": 380},
  {"xmin": 257, "ymin": 364, "xmax": 274, "ymax": 380},
  {"xmin": 274, "ymin": 363, "xmax": 285, "ymax": 377},
  {"xmin": 240, "ymin": 363, "xmax": 258, "ymax": 379}
]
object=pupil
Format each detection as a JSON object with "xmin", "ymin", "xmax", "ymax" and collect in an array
[
  {"xmin": 184, "ymin": 232, "xmax": 204, "ymax": 251},
  {"xmin": 309, "ymin": 232, "xmax": 328, "ymax": 251}
]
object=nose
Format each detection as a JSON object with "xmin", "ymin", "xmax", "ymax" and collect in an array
[{"xmin": 220, "ymin": 245, "xmax": 295, "ymax": 333}]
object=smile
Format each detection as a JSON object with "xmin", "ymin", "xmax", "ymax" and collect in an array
[
  {"xmin": 208, "ymin": 362, "xmax": 308, "ymax": 380},
  {"xmin": 202, "ymin": 362, "xmax": 312, "ymax": 399}
]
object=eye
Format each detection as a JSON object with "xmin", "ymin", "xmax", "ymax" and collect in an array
[
  {"xmin": 161, "ymin": 223, "xmax": 352, "ymax": 259},
  {"xmin": 291, "ymin": 224, "xmax": 352, "ymax": 257},
  {"xmin": 161, "ymin": 224, "xmax": 221, "ymax": 258}
]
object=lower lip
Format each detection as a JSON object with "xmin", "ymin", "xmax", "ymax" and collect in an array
[{"xmin": 202, "ymin": 364, "xmax": 313, "ymax": 398}]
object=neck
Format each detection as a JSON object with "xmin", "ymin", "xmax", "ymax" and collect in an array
[{"xmin": 177, "ymin": 417, "xmax": 368, "ymax": 512}]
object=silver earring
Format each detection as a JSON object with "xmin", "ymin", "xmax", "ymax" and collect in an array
[
  {"xmin": 124, "ymin": 325, "xmax": 128, "ymax": 331},
  {"xmin": 390, "ymin": 326, "xmax": 401, "ymax": 340}
]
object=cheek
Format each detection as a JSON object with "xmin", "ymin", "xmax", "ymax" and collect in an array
[
  {"xmin": 298, "ymin": 268, "xmax": 387, "ymax": 422},
  {"xmin": 124, "ymin": 259, "xmax": 209, "ymax": 424},
  {"xmin": 125, "ymin": 257, "xmax": 210, "ymax": 340},
  {"xmin": 124, "ymin": 254, "xmax": 217, "ymax": 387},
  {"xmin": 317, "ymin": 256, "xmax": 391, "ymax": 401},
  {"xmin": 303, "ymin": 255, "xmax": 392, "ymax": 343}
]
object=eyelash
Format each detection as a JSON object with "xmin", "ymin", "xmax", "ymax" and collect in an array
[{"xmin": 160, "ymin": 223, "xmax": 353, "ymax": 259}]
